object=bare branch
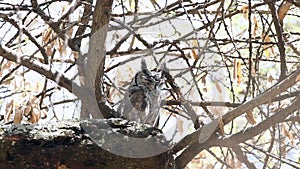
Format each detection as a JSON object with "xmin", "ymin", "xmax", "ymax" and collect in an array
[
  {"xmin": 173, "ymin": 67, "xmax": 300, "ymax": 154},
  {"xmin": 265, "ymin": 0, "xmax": 288, "ymax": 80}
]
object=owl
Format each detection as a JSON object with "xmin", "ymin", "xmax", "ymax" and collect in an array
[{"xmin": 118, "ymin": 59, "xmax": 164, "ymax": 127}]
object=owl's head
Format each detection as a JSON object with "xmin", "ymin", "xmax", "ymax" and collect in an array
[{"xmin": 132, "ymin": 58, "xmax": 165, "ymax": 91}]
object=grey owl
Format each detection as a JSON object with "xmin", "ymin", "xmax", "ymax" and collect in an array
[{"xmin": 118, "ymin": 59, "xmax": 165, "ymax": 127}]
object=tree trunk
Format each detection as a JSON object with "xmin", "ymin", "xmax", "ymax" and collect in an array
[{"xmin": 81, "ymin": 0, "xmax": 113, "ymax": 119}]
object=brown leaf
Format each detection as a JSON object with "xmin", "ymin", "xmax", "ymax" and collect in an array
[
  {"xmin": 23, "ymin": 105, "xmax": 32, "ymax": 116},
  {"xmin": 67, "ymin": 27, "xmax": 73, "ymax": 38},
  {"xmin": 262, "ymin": 34, "xmax": 274, "ymax": 58},
  {"xmin": 218, "ymin": 117, "xmax": 225, "ymax": 135},
  {"xmin": 30, "ymin": 96, "xmax": 39, "ymax": 106},
  {"xmin": 13, "ymin": 109, "xmax": 23, "ymax": 124},
  {"xmin": 268, "ymin": 75, "xmax": 274, "ymax": 82},
  {"xmin": 201, "ymin": 74, "xmax": 206, "ymax": 85},
  {"xmin": 2, "ymin": 61, "xmax": 14, "ymax": 70},
  {"xmin": 30, "ymin": 107, "xmax": 41, "ymax": 124},
  {"xmin": 214, "ymin": 80, "xmax": 222, "ymax": 93},
  {"xmin": 237, "ymin": 60, "xmax": 242, "ymax": 85},
  {"xmin": 42, "ymin": 28, "xmax": 53, "ymax": 44},
  {"xmin": 191, "ymin": 40, "xmax": 199, "ymax": 60},
  {"xmin": 46, "ymin": 45, "xmax": 53, "ymax": 56},
  {"xmin": 246, "ymin": 110, "xmax": 256, "ymax": 125},
  {"xmin": 278, "ymin": 2, "xmax": 292, "ymax": 21},
  {"xmin": 282, "ymin": 123, "xmax": 294, "ymax": 144},
  {"xmin": 191, "ymin": 49, "xmax": 198, "ymax": 60},
  {"xmin": 177, "ymin": 119, "xmax": 184, "ymax": 134},
  {"xmin": 295, "ymin": 74, "xmax": 300, "ymax": 82},
  {"xmin": 58, "ymin": 39, "xmax": 66, "ymax": 56},
  {"xmin": 5, "ymin": 100, "xmax": 14, "ymax": 123},
  {"xmin": 253, "ymin": 16, "xmax": 259, "ymax": 37},
  {"xmin": 241, "ymin": 5, "xmax": 249, "ymax": 19}
]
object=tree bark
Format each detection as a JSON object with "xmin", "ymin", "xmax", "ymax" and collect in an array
[{"xmin": 0, "ymin": 120, "xmax": 174, "ymax": 169}]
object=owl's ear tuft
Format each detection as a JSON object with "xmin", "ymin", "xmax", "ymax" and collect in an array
[
  {"xmin": 158, "ymin": 60, "xmax": 169, "ymax": 77},
  {"xmin": 141, "ymin": 57, "xmax": 151, "ymax": 76}
]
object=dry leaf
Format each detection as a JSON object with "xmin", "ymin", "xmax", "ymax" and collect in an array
[
  {"xmin": 58, "ymin": 39, "xmax": 66, "ymax": 56},
  {"xmin": 201, "ymin": 74, "xmax": 206, "ymax": 85},
  {"xmin": 67, "ymin": 27, "xmax": 73, "ymax": 38},
  {"xmin": 253, "ymin": 16, "xmax": 259, "ymax": 37},
  {"xmin": 43, "ymin": 28, "xmax": 54, "ymax": 56},
  {"xmin": 5, "ymin": 100, "xmax": 14, "ymax": 123},
  {"xmin": 13, "ymin": 109, "xmax": 23, "ymax": 124},
  {"xmin": 30, "ymin": 107, "xmax": 40, "ymax": 124},
  {"xmin": 278, "ymin": 2, "xmax": 292, "ymax": 21},
  {"xmin": 46, "ymin": 45, "xmax": 53, "ymax": 56},
  {"xmin": 214, "ymin": 80, "xmax": 222, "ymax": 93},
  {"xmin": 30, "ymin": 96, "xmax": 39, "ymax": 105},
  {"xmin": 2, "ymin": 61, "xmax": 14, "ymax": 70},
  {"xmin": 191, "ymin": 49, "xmax": 198, "ymax": 60},
  {"xmin": 237, "ymin": 60, "xmax": 242, "ymax": 85},
  {"xmin": 23, "ymin": 105, "xmax": 32, "ymax": 116},
  {"xmin": 177, "ymin": 119, "xmax": 184, "ymax": 134},
  {"xmin": 42, "ymin": 28, "xmax": 53, "ymax": 44},
  {"xmin": 282, "ymin": 123, "xmax": 294, "ymax": 145},
  {"xmin": 107, "ymin": 86, "xmax": 115, "ymax": 103},
  {"xmin": 246, "ymin": 110, "xmax": 256, "ymax": 125},
  {"xmin": 241, "ymin": 5, "xmax": 249, "ymax": 19},
  {"xmin": 191, "ymin": 40, "xmax": 199, "ymax": 60},
  {"xmin": 262, "ymin": 34, "xmax": 274, "ymax": 58},
  {"xmin": 268, "ymin": 75, "xmax": 274, "ymax": 82},
  {"xmin": 295, "ymin": 74, "xmax": 300, "ymax": 82},
  {"xmin": 218, "ymin": 117, "xmax": 225, "ymax": 135}
]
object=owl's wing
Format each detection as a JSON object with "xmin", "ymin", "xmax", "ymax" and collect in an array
[{"xmin": 143, "ymin": 91, "xmax": 161, "ymax": 127}]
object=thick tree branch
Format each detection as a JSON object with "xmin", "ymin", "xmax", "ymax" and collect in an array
[
  {"xmin": 81, "ymin": 0, "xmax": 114, "ymax": 118},
  {"xmin": 231, "ymin": 145, "xmax": 256, "ymax": 169},
  {"xmin": 222, "ymin": 68, "xmax": 300, "ymax": 125},
  {"xmin": 0, "ymin": 45, "xmax": 75, "ymax": 92},
  {"xmin": 173, "ymin": 67, "xmax": 300, "ymax": 161},
  {"xmin": 225, "ymin": 95, "xmax": 300, "ymax": 144},
  {"xmin": 175, "ymin": 94, "xmax": 300, "ymax": 168},
  {"xmin": 265, "ymin": 0, "xmax": 288, "ymax": 80},
  {"xmin": 163, "ymin": 90, "xmax": 300, "ymax": 107}
]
